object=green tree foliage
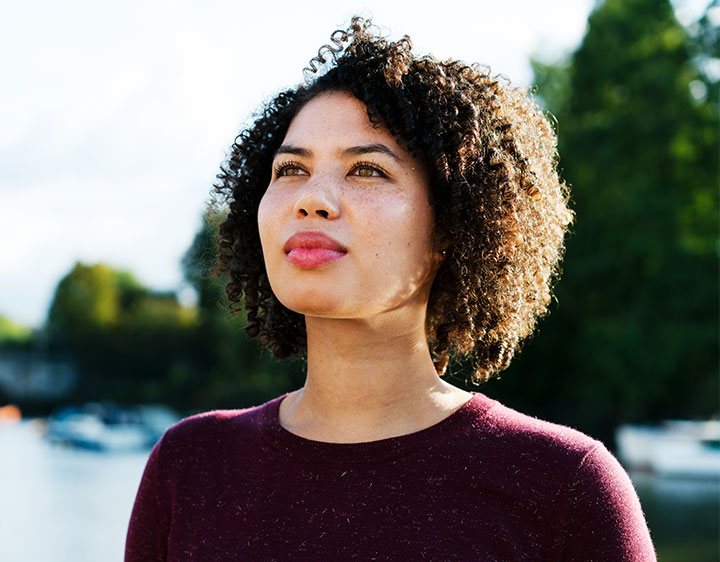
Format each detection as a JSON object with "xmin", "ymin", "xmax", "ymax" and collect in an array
[
  {"xmin": 39, "ymin": 220, "xmax": 303, "ymax": 413},
  {"xmin": 482, "ymin": 0, "xmax": 719, "ymax": 439},
  {"xmin": 46, "ymin": 262, "xmax": 196, "ymax": 405},
  {"xmin": 0, "ymin": 315, "xmax": 32, "ymax": 347},
  {"xmin": 47, "ymin": 263, "xmax": 137, "ymax": 342}
]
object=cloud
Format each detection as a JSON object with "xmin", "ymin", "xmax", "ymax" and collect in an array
[{"xmin": 1, "ymin": 0, "xmax": 596, "ymax": 327}]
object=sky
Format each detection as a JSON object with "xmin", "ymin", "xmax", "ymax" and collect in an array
[{"xmin": 0, "ymin": 0, "xmax": 709, "ymax": 328}]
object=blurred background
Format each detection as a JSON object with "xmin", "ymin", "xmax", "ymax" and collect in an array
[{"xmin": 0, "ymin": 0, "xmax": 717, "ymax": 560}]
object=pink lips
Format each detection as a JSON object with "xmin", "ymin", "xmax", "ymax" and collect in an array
[{"xmin": 283, "ymin": 231, "xmax": 348, "ymax": 269}]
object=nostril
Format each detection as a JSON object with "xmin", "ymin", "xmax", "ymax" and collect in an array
[{"xmin": 317, "ymin": 210, "xmax": 329, "ymax": 219}]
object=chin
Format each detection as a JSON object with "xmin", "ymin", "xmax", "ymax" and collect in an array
[{"xmin": 274, "ymin": 286, "xmax": 351, "ymax": 318}]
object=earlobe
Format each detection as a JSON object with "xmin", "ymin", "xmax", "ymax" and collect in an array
[{"xmin": 431, "ymin": 249, "xmax": 446, "ymax": 269}]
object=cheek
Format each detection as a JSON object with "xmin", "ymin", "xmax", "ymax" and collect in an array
[
  {"xmin": 362, "ymin": 195, "xmax": 435, "ymax": 267},
  {"xmin": 257, "ymin": 190, "xmax": 281, "ymax": 250},
  {"xmin": 388, "ymin": 196, "xmax": 433, "ymax": 244},
  {"xmin": 257, "ymin": 191, "xmax": 290, "ymax": 303}
]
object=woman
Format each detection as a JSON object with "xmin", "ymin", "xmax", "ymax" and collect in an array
[{"xmin": 125, "ymin": 18, "xmax": 656, "ymax": 561}]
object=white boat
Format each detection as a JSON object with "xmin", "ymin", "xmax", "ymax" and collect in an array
[
  {"xmin": 616, "ymin": 420, "xmax": 720, "ymax": 479},
  {"xmin": 44, "ymin": 402, "xmax": 178, "ymax": 452}
]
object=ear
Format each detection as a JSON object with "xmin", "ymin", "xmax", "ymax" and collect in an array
[
  {"xmin": 429, "ymin": 248, "xmax": 447, "ymax": 277},
  {"xmin": 430, "ymin": 227, "xmax": 452, "ymax": 264}
]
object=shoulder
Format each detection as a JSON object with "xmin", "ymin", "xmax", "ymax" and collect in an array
[
  {"xmin": 165, "ymin": 405, "xmax": 259, "ymax": 442},
  {"xmin": 155, "ymin": 394, "xmax": 285, "ymax": 461},
  {"xmin": 461, "ymin": 395, "xmax": 611, "ymax": 513},
  {"xmin": 479, "ymin": 397, "xmax": 641, "ymax": 503},
  {"xmin": 472, "ymin": 394, "xmax": 602, "ymax": 464},
  {"xmin": 468, "ymin": 395, "xmax": 655, "ymax": 560}
]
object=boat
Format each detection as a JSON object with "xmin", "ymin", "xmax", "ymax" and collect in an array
[
  {"xmin": 616, "ymin": 420, "xmax": 720, "ymax": 479},
  {"xmin": 44, "ymin": 402, "xmax": 178, "ymax": 452}
]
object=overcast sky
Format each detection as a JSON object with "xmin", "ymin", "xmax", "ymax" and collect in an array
[{"xmin": 1, "ymin": 0, "xmax": 709, "ymax": 328}]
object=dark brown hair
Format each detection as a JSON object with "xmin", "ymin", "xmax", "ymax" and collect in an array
[{"xmin": 213, "ymin": 17, "xmax": 573, "ymax": 385}]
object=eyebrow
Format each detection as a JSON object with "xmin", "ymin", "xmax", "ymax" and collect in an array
[
  {"xmin": 274, "ymin": 145, "xmax": 312, "ymax": 158},
  {"xmin": 343, "ymin": 144, "xmax": 402, "ymax": 162},
  {"xmin": 274, "ymin": 143, "xmax": 403, "ymax": 163}
]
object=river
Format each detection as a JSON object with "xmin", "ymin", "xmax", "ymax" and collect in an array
[{"xmin": 1, "ymin": 420, "xmax": 717, "ymax": 561}]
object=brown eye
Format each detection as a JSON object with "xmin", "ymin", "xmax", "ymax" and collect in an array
[
  {"xmin": 350, "ymin": 161, "xmax": 387, "ymax": 178},
  {"xmin": 274, "ymin": 161, "xmax": 306, "ymax": 178}
]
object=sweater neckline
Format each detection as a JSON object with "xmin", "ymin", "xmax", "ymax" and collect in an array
[{"xmin": 258, "ymin": 391, "xmax": 489, "ymax": 463}]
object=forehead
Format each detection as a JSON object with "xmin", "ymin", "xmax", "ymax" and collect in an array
[{"xmin": 282, "ymin": 91, "xmax": 405, "ymax": 154}]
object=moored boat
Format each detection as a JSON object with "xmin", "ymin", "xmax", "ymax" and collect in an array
[
  {"xmin": 616, "ymin": 420, "xmax": 720, "ymax": 479},
  {"xmin": 44, "ymin": 402, "xmax": 178, "ymax": 452}
]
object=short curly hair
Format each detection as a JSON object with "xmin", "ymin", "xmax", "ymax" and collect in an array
[{"xmin": 213, "ymin": 17, "xmax": 573, "ymax": 385}]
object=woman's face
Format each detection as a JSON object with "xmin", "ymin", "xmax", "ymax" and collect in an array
[{"xmin": 258, "ymin": 91, "xmax": 441, "ymax": 320}]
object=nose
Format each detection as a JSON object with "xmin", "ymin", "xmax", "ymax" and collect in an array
[{"xmin": 293, "ymin": 176, "xmax": 341, "ymax": 220}]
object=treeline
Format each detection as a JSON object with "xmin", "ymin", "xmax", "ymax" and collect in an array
[
  {"xmin": 2, "ymin": 0, "xmax": 717, "ymax": 439},
  {"xmin": 1, "ymin": 215, "xmax": 304, "ymax": 416},
  {"xmin": 480, "ymin": 0, "xmax": 719, "ymax": 442}
]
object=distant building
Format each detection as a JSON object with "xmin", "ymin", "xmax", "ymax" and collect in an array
[{"xmin": 0, "ymin": 353, "xmax": 77, "ymax": 400}]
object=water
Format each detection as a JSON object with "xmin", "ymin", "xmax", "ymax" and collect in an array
[
  {"xmin": 632, "ymin": 471, "xmax": 719, "ymax": 562},
  {"xmin": 0, "ymin": 421, "xmax": 148, "ymax": 562},
  {"xmin": 1, "ymin": 420, "xmax": 718, "ymax": 561}
]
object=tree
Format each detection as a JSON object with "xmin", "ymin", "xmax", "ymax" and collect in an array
[
  {"xmin": 45, "ymin": 262, "xmax": 196, "ymax": 404},
  {"xmin": 0, "ymin": 315, "xmax": 32, "ymax": 347},
  {"xmin": 483, "ymin": 0, "xmax": 719, "ymax": 440},
  {"xmin": 46, "ymin": 263, "xmax": 124, "ymax": 342}
]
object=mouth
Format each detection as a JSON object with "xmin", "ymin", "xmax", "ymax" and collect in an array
[{"xmin": 283, "ymin": 231, "xmax": 348, "ymax": 269}]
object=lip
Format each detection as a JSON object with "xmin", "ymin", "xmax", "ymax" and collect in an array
[{"xmin": 283, "ymin": 231, "xmax": 348, "ymax": 269}]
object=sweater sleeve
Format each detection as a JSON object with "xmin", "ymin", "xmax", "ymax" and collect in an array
[
  {"xmin": 124, "ymin": 435, "xmax": 171, "ymax": 562},
  {"xmin": 560, "ymin": 443, "xmax": 656, "ymax": 562}
]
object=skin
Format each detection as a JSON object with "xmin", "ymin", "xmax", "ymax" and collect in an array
[{"xmin": 258, "ymin": 91, "xmax": 471, "ymax": 443}]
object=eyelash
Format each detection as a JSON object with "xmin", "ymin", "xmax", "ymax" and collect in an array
[
  {"xmin": 350, "ymin": 161, "xmax": 388, "ymax": 178},
  {"xmin": 273, "ymin": 161, "xmax": 304, "ymax": 178},
  {"xmin": 272, "ymin": 160, "xmax": 389, "ymax": 178}
]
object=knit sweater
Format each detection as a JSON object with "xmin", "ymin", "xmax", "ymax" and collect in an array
[{"xmin": 125, "ymin": 392, "xmax": 656, "ymax": 561}]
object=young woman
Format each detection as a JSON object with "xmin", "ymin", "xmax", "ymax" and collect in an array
[{"xmin": 125, "ymin": 18, "xmax": 656, "ymax": 561}]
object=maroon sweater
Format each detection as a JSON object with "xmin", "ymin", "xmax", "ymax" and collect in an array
[{"xmin": 125, "ymin": 392, "xmax": 656, "ymax": 561}]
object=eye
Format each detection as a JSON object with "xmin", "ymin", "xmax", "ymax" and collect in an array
[
  {"xmin": 349, "ymin": 161, "xmax": 388, "ymax": 178},
  {"xmin": 273, "ymin": 161, "xmax": 307, "ymax": 178}
]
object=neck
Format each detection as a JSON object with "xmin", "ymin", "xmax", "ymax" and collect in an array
[{"xmin": 279, "ymin": 313, "xmax": 471, "ymax": 442}]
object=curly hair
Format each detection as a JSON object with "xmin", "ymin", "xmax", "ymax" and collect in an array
[{"xmin": 213, "ymin": 17, "xmax": 573, "ymax": 385}]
